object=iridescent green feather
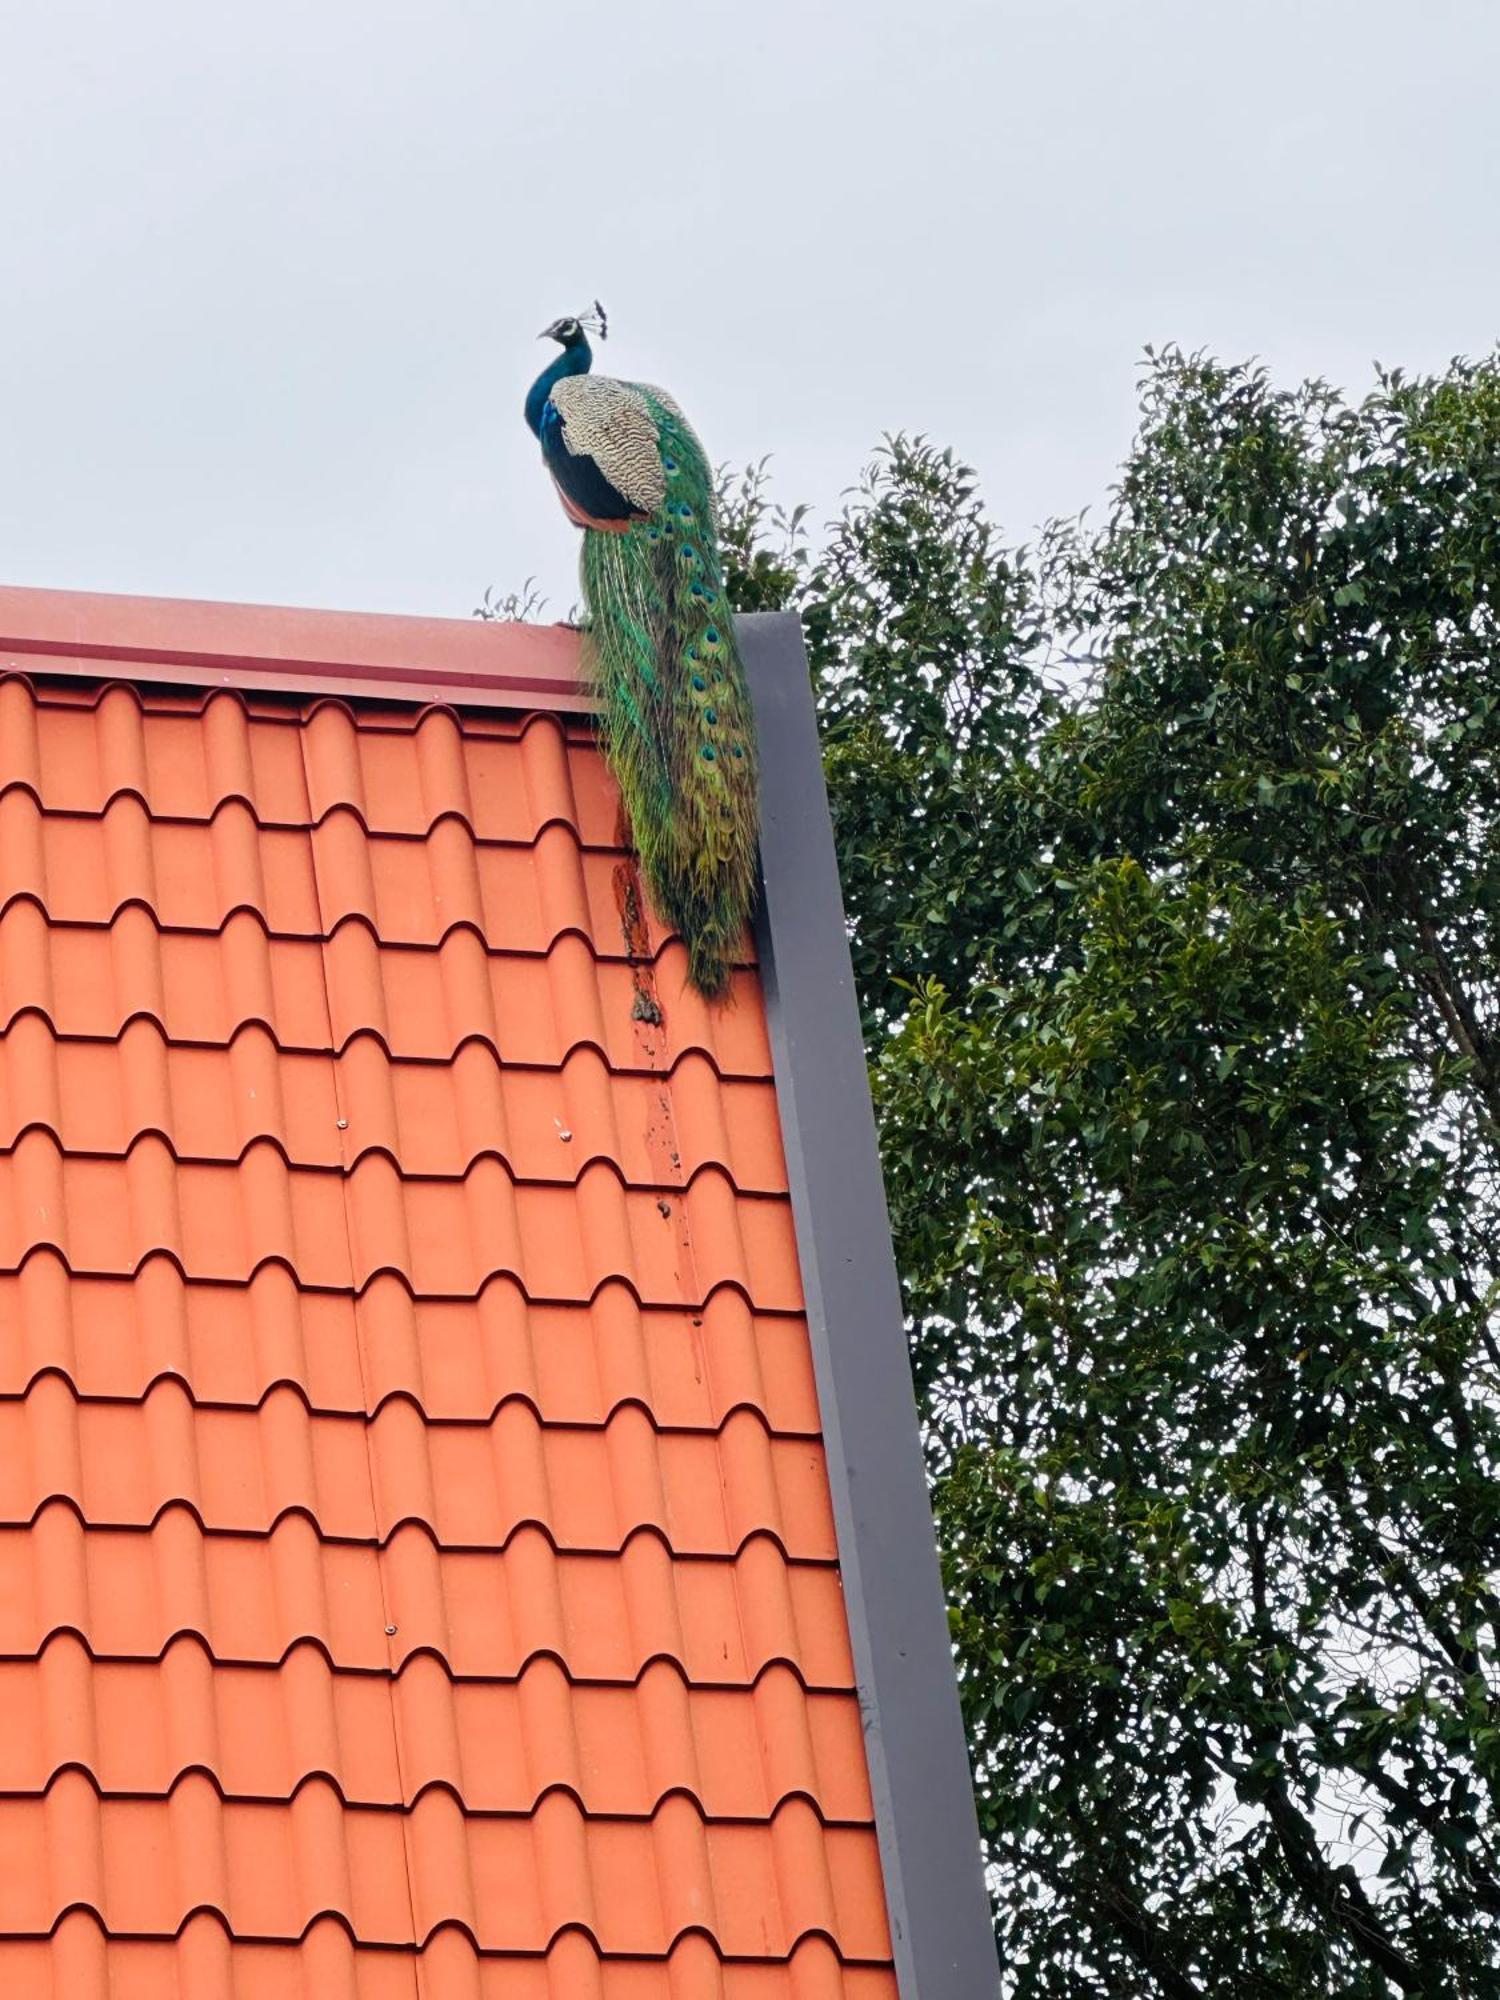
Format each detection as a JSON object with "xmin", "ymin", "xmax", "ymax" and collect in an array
[{"xmin": 580, "ymin": 392, "xmax": 759, "ymax": 997}]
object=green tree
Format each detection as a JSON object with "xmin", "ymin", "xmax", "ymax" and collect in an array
[{"xmin": 720, "ymin": 353, "xmax": 1500, "ymax": 1997}]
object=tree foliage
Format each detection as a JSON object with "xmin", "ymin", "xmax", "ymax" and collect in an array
[{"xmin": 719, "ymin": 353, "xmax": 1500, "ymax": 1997}]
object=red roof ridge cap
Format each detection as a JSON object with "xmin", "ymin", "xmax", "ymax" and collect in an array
[{"xmin": 0, "ymin": 582, "xmax": 591, "ymax": 712}]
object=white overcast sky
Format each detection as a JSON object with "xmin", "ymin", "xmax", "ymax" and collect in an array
[{"xmin": 0, "ymin": 0, "xmax": 1495, "ymax": 621}]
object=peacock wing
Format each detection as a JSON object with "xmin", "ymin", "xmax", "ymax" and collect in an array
[{"xmin": 548, "ymin": 375, "xmax": 667, "ymax": 515}]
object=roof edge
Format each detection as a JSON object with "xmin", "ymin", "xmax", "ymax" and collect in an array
[
  {"xmin": 741, "ymin": 612, "xmax": 1000, "ymax": 1999},
  {"xmin": 0, "ymin": 583, "xmax": 591, "ymax": 711}
]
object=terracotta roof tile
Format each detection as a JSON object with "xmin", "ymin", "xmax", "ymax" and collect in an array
[
  {"xmin": 0, "ymin": 1507, "xmax": 856, "ymax": 1684},
  {"xmin": 0, "ymin": 1638, "xmax": 873, "ymax": 1821},
  {"xmin": 0, "ymin": 1377, "xmax": 836, "ymax": 1556},
  {"xmin": 4, "ymin": 1912, "xmax": 901, "ymax": 1997},
  {"xmin": 0, "ymin": 1260, "xmax": 822, "ymax": 1432},
  {"xmin": 0, "ymin": 1772, "xmax": 890, "ymax": 1956},
  {"xmin": 0, "ymin": 1133, "xmax": 803, "ymax": 1306},
  {"xmin": 0, "ymin": 901, "xmax": 771, "ymax": 1072},
  {"xmin": 0, "ymin": 664, "xmax": 895, "ymax": 1990},
  {"xmin": 0, "ymin": 1016, "xmax": 786, "ymax": 1188},
  {"xmin": 0, "ymin": 682, "xmax": 622, "ymax": 845},
  {"xmin": 0, "ymin": 791, "xmax": 703, "ymax": 960}
]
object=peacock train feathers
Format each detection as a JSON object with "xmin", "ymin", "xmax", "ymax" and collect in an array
[{"xmin": 524, "ymin": 302, "xmax": 759, "ymax": 998}]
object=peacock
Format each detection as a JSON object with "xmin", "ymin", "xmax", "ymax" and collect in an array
[{"xmin": 524, "ymin": 302, "xmax": 759, "ymax": 998}]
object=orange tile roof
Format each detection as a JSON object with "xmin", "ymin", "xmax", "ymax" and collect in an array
[{"xmin": 0, "ymin": 656, "xmax": 900, "ymax": 1996}]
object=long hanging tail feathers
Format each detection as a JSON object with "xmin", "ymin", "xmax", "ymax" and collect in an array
[
  {"xmin": 579, "ymin": 525, "xmax": 678, "ymax": 887},
  {"xmin": 580, "ymin": 395, "xmax": 759, "ymax": 998}
]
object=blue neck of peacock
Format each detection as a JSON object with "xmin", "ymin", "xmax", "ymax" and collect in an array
[{"xmin": 525, "ymin": 335, "xmax": 592, "ymax": 437}]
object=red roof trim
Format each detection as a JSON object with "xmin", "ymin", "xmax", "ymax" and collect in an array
[{"xmin": 0, "ymin": 583, "xmax": 591, "ymax": 712}]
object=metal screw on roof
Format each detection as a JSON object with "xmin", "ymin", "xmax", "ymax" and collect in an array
[
  {"xmin": 385, "ymin": 1624, "xmax": 397, "ymax": 1636},
  {"xmin": 336, "ymin": 1118, "xmax": 348, "ymax": 1130},
  {"xmin": 558, "ymin": 1129, "xmax": 573, "ymax": 1142},
  {"xmin": 657, "ymin": 1198, "xmax": 672, "ymax": 1219}
]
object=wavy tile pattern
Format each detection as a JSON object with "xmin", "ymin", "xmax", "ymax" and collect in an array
[{"xmin": 0, "ymin": 672, "xmax": 893, "ymax": 1992}]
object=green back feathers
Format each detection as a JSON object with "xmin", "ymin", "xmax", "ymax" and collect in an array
[{"xmin": 581, "ymin": 391, "xmax": 760, "ymax": 997}]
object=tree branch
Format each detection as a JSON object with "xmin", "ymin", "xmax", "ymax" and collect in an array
[
  {"xmin": 1240, "ymin": 1505, "xmax": 1428, "ymax": 1994},
  {"xmin": 1026, "ymin": 1842, "xmax": 1212, "ymax": 2000},
  {"xmin": 1260, "ymin": 1781, "xmax": 1427, "ymax": 1995},
  {"xmin": 1385, "ymin": 856, "xmax": 1500, "ymax": 1149},
  {"xmin": 1360, "ymin": 1764, "xmax": 1500, "ymax": 1916}
]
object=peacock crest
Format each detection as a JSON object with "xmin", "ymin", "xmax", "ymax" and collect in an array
[{"xmin": 524, "ymin": 304, "xmax": 760, "ymax": 998}]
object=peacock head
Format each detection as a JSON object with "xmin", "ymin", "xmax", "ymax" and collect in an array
[{"xmin": 539, "ymin": 300, "xmax": 608, "ymax": 348}]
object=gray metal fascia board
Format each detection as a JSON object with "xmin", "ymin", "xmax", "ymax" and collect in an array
[{"xmin": 738, "ymin": 611, "xmax": 1000, "ymax": 1999}]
